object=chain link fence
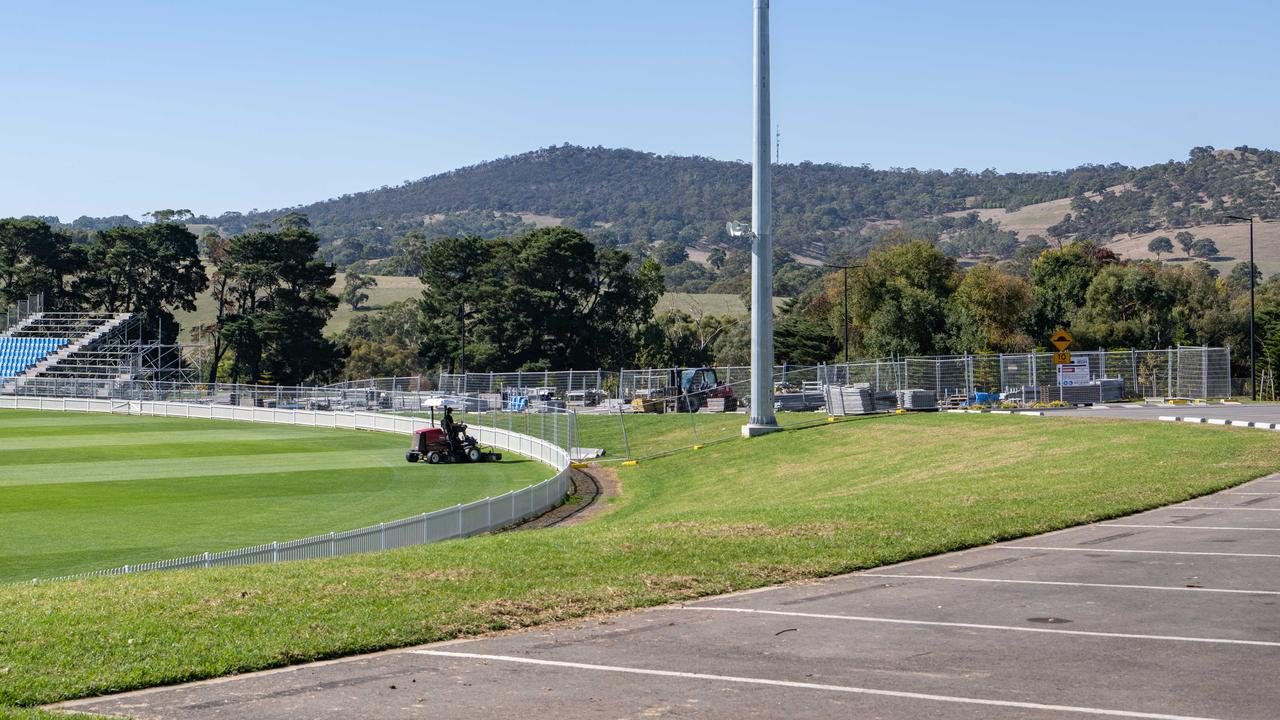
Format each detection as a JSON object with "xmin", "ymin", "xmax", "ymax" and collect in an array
[{"xmin": 432, "ymin": 346, "xmax": 1231, "ymax": 406}]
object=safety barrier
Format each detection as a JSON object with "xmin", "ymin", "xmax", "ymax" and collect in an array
[{"xmin": 3, "ymin": 396, "xmax": 572, "ymax": 581}]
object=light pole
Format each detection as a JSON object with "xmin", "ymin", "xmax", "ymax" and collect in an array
[
  {"xmin": 1227, "ymin": 215, "xmax": 1256, "ymax": 400},
  {"xmin": 824, "ymin": 263, "xmax": 865, "ymax": 366},
  {"xmin": 740, "ymin": 0, "xmax": 779, "ymax": 437}
]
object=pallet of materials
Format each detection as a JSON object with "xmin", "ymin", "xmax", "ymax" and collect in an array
[
  {"xmin": 703, "ymin": 396, "xmax": 738, "ymax": 413},
  {"xmin": 823, "ymin": 384, "xmax": 878, "ymax": 416},
  {"xmin": 896, "ymin": 389, "xmax": 938, "ymax": 411}
]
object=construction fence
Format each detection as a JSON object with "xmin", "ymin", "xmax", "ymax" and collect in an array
[{"xmin": 435, "ymin": 346, "xmax": 1232, "ymax": 405}]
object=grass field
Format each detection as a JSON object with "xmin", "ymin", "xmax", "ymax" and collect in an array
[
  {"xmin": 3, "ymin": 414, "xmax": 1279, "ymax": 711},
  {"xmin": 0, "ymin": 410, "xmax": 547, "ymax": 582}
]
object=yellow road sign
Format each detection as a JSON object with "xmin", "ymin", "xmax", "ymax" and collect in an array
[
  {"xmin": 1050, "ymin": 329, "xmax": 1074, "ymax": 351},
  {"xmin": 1053, "ymin": 351, "xmax": 1072, "ymax": 365}
]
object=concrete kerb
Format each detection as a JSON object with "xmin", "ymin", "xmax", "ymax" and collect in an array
[{"xmin": 1159, "ymin": 415, "xmax": 1280, "ymax": 431}]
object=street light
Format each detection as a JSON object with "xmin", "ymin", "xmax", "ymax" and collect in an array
[
  {"xmin": 1226, "ymin": 214, "xmax": 1256, "ymax": 400},
  {"xmin": 823, "ymin": 263, "xmax": 865, "ymax": 365}
]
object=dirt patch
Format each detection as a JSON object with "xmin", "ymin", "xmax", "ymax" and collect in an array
[{"xmin": 512, "ymin": 466, "xmax": 621, "ymax": 530}]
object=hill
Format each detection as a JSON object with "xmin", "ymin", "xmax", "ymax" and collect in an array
[
  {"xmin": 186, "ymin": 144, "xmax": 1276, "ymax": 270},
  {"xmin": 191, "ymin": 145, "xmax": 1135, "ymax": 264},
  {"xmin": 34, "ymin": 145, "xmax": 1280, "ymax": 275}
]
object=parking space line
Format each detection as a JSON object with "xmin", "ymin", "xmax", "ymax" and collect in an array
[
  {"xmin": 1222, "ymin": 492, "xmax": 1279, "ymax": 496},
  {"xmin": 1010, "ymin": 545, "xmax": 1280, "ymax": 558},
  {"xmin": 1172, "ymin": 506, "xmax": 1280, "ymax": 511},
  {"xmin": 860, "ymin": 573, "xmax": 1280, "ymax": 596},
  {"xmin": 412, "ymin": 650, "xmax": 1225, "ymax": 720},
  {"xmin": 1101, "ymin": 524, "xmax": 1280, "ymax": 532},
  {"xmin": 685, "ymin": 607, "xmax": 1280, "ymax": 648}
]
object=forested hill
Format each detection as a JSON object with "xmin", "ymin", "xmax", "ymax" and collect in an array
[
  {"xmin": 59, "ymin": 144, "xmax": 1276, "ymax": 269},
  {"xmin": 195, "ymin": 145, "xmax": 1134, "ymax": 263}
]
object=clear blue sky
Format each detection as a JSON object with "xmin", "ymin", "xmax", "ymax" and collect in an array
[{"xmin": 1, "ymin": 0, "xmax": 1274, "ymax": 219}]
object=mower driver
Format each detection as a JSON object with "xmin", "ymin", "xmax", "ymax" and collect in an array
[{"xmin": 441, "ymin": 406, "xmax": 463, "ymax": 457}]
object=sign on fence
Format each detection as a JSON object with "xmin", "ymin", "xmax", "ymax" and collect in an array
[{"xmin": 1057, "ymin": 359, "xmax": 1091, "ymax": 387}]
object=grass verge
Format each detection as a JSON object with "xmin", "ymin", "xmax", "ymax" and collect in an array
[{"xmin": 2, "ymin": 414, "xmax": 1278, "ymax": 710}]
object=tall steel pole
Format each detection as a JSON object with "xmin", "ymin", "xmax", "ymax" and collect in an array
[
  {"xmin": 1228, "ymin": 215, "xmax": 1256, "ymax": 400},
  {"xmin": 744, "ymin": 0, "xmax": 779, "ymax": 437},
  {"xmin": 1250, "ymin": 217, "xmax": 1256, "ymax": 401}
]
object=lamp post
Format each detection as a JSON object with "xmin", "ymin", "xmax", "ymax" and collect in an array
[
  {"xmin": 823, "ymin": 263, "xmax": 865, "ymax": 366},
  {"xmin": 738, "ymin": 0, "xmax": 779, "ymax": 437},
  {"xmin": 1226, "ymin": 215, "xmax": 1256, "ymax": 400}
]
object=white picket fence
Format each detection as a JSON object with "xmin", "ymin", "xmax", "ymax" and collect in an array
[{"xmin": 2, "ymin": 396, "xmax": 572, "ymax": 581}]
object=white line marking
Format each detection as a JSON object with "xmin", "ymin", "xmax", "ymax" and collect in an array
[
  {"xmin": 412, "ymin": 650, "xmax": 1225, "ymax": 720},
  {"xmin": 1172, "ymin": 506, "xmax": 1280, "ymax": 512},
  {"xmin": 1102, "ymin": 524, "xmax": 1280, "ymax": 532},
  {"xmin": 1220, "ymin": 492, "xmax": 1279, "ymax": 496},
  {"xmin": 1011, "ymin": 545, "xmax": 1280, "ymax": 558},
  {"xmin": 861, "ymin": 572, "xmax": 1280, "ymax": 596},
  {"xmin": 686, "ymin": 606, "xmax": 1280, "ymax": 648}
]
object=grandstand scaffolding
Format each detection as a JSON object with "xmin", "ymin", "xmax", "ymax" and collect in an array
[{"xmin": 0, "ymin": 302, "xmax": 204, "ymax": 397}]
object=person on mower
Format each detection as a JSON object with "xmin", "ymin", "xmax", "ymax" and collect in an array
[{"xmin": 441, "ymin": 406, "xmax": 463, "ymax": 457}]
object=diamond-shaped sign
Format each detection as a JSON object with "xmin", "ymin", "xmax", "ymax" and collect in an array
[{"xmin": 1050, "ymin": 329, "xmax": 1074, "ymax": 351}]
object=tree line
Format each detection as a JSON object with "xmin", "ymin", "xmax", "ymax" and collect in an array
[
  {"xmin": 4, "ymin": 212, "xmax": 1274, "ymax": 390},
  {"xmin": 0, "ymin": 214, "xmax": 337, "ymax": 386}
]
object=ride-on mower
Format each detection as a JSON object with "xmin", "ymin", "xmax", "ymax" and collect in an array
[
  {"xmin": 406, "ymin": 427, "xmax": 503, "ymax": 464},
  {"xmin": 405, "ymin": 408, "xmax": 503, "ymax": 464}
]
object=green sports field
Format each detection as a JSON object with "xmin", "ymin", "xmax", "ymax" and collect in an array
[{"xmin": 0, "ymin": 410, "xmax": 549, "ymax": 582}]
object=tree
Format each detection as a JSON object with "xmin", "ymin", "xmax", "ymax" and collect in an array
[
  {"xmin": 143, "ymin": 209, "xmax": 193, "ymax": 225},
  {"xmin": 1227, "ymin": 262, "xmax": 1263, "ymax": 296},
  {"xmin": 419, "ymin": 228, "xmax": 664, "ymax": 371},
  {"xmin": 0, "ymin": 218, "xmax": 85, "ymax": 308},
  {"xmin": 1075, "ymin": 264, "xmax": 1176, "ymax": 348},
  {"xmin": 218, "ymin": 222, "xmax": 338, "ymax": 384},
  {"xmin": 417, "ymin": 236, "xmax": 497, "ymax": 373},
  {"xmin": 652, "ymin": 240, "xmax": 688, "ymax": 266},
  {"xmin": 948, "ymin": 264, "xmax": 1034, "ymax": 353},
  {"xmin": 634, "ymin": 310, "xmax": 724, "ymax": 368},
  {"xmin": 775, "ymin": 297, "xmax": 839, "ymax": 365},
  {"xmin": 342, "ymin": 299, "xmax": 422, "ymax": 347},
  {"xmin": 1030, "ymin": 242, "xmax": 1116, "ymax": 336},
  {"xmin": 706, "ymin": 247, "xmax": 727, "ymax": 270},
  {"xmin": 1190, "ymin": 237, "xmax": 1220, "ymax": 259},
  {"xmin": 80, "ymin": 222, "xmax": 207, "ymax": 341},
  {"xmin": 341, "ymin": 271, "xmax": 377, "ymax": 310},
  {"xmin": 1148, "ymin": 236, "xmax": 1173, "ymax": 260},
  {"xmin": 343, "ymin": 338, "xmax": 420, "ymax": 380},
  {"xmin": 192, "ymin": 231, "xmax": 233, "ymax": 383},
  {"xmin": 840, "ymin": 240, "xmax": 957, "ymax": 357},
  {"xmin": 1175, "ymin": 231, "xmax": 1196, "ymax": 257}
]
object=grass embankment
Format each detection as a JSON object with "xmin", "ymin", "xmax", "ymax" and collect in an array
[
  {"xmin": 574, "ymin": 409, "xmax": 827, "ymax": 459},
  {"xmin": 0, "ymin": 410, "xmax": 547, "ymax": 582},
  {"xmin": 3, "ymin": 414, "xmax": 1279, "ymax": 710}
]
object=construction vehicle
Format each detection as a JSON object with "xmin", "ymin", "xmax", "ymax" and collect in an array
[{"xmin": 648, "ymin": 367, "xmax": 736, "ymax": 413}]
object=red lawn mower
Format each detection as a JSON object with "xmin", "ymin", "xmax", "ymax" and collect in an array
[{"xmin": 405, "ymin": 411, "xmax": 503, "ymax": 464}]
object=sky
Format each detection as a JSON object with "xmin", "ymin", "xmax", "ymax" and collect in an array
[{"xmin": 1, "ymin": 0, "xmax": 1276, "ymax": 220}]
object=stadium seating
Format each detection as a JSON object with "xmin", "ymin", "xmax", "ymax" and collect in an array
[{"xmin": 0, "ymin": 337, "xmax": 70, "ymax": 378}]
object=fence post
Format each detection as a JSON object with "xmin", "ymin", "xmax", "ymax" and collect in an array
[
  {"xmin": 330, "ymin": 531, "xmax": 337, "ymax": 556},
  {"xmin": 272, "ymin": 541, "xmax": 279, "ymax": 563}
]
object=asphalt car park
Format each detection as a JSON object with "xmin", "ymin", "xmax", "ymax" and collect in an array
[{"xmin": 60, "ymin": 474, "xmax": 1280, "ymax": 720}]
